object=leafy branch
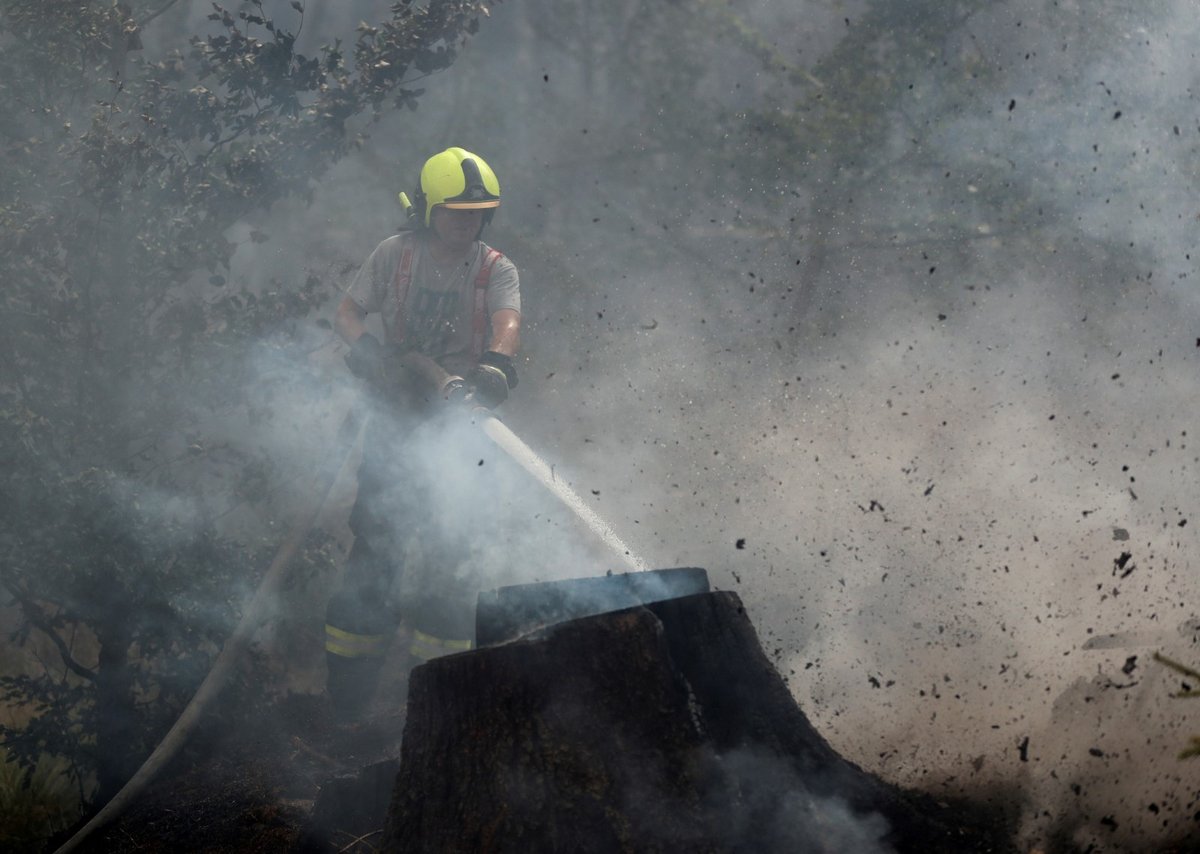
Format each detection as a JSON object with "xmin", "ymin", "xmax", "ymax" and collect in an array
[{"xmin": 1, "ymin": 578, "xmax": 97, "ymax": 683}]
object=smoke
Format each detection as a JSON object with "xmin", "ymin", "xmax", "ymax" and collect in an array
[
  {"xmin": 62, "ymin": 0, "xmax": 1196, "ymax": 848},
  {"xmin": 315, "ymin": 1, "xmax": 1199, "ymax": 849},
  {"xmin": 705, "ymin": 747, "xmax": 894, "ymax": 854}
]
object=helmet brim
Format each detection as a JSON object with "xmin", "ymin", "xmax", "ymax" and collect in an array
[{"xmin": 439, "ymin": 200, "xmax": 501, "ymax": 210}]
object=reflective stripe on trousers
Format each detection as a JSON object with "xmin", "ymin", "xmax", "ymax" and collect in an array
[{"xmin": 324, "ymin": 623, "xmax": 389, "ymax": 659}]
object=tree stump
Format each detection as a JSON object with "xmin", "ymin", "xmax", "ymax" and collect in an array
[
  {"xmin": 383, "ymin": 590, "xmax": 1013, "ymax": 853},
  {"xmin": 475, "ymin": 566, "xmax": 711, "ymax": 646}
]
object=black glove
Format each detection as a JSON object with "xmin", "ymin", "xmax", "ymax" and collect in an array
[
  {"xmin": 345, "ymin": 333, "xmax": 386, "ymax": 382},
  {"xmin": 479, "ymin": 350, "xmax": 518, "ymax": 389},
  {"xmin": 466, "ymin": 351, "xmax": 517, "ymax": 408}
]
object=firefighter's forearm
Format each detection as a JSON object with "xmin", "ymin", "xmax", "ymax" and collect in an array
[
  {"xmin": 335, "ymin": 297, "xmax": 369, "ymax": 345},
  {"xmin": 488, "ymin": 309, "xmax": 521, "ymax": 357}
]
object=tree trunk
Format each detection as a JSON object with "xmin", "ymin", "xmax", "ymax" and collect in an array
[
  {"xmin": 383, "ymin": 590, "xmax": 1013, "ymax": 853},
  {"xmin": 93, "ymin": 622, "xmax": 136, "ymax": 804}
]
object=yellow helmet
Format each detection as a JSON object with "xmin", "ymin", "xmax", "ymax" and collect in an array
[{"xmin": 402, "ymin": 147, "xmax": 501, "ymax": 227}]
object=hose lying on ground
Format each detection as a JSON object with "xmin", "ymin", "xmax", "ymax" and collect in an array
[{"xmin": 53, "ymin": 409, "xmax": 363, "ymax": 854}]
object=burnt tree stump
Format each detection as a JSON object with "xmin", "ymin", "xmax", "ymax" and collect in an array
[
  {"xmin": 383, "ymin": 591, "xmax": 1013, "ymax": 853},
  {"xmin": 475, "ymin": 566, "xmax": 711, "ymax": 646}
]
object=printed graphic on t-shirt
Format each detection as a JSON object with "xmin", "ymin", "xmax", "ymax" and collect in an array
[{"xmin": 406, "ymin": 287, "xmax": 461, "ymax": 353}]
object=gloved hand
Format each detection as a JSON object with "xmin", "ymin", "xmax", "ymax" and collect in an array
[
  {"xmin": 465, "ymin": 350, "xmax": 517, "ymax": 408},
  {"xmin": 344, "ymin": 333, "xmax": 387, "ymax": 383}
]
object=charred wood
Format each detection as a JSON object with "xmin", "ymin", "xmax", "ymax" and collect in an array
[{"xmin": 384, "ymin": 590, "xmax": 1014, "ymax": 853}]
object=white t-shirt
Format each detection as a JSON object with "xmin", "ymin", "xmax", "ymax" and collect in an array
[{"xmin": 345, "ymin": 231, "xmax": 520, "ymax": 364}]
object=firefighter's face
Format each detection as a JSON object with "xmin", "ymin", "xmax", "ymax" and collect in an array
[{"xmin": 430, "ymin": 207, "xmax": 484, "ymax": 252}]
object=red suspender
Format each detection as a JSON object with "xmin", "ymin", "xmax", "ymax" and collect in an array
[
  {"xmin": 471, "ymin": 248, "xmax": 502, "ymax": 358},
  {"xmin": 390, "ymin": 243, "xmax": 415, "ymax": 343},
  {"xmin": 393, "ymin": 240, "xmax": 500, "ymax": 356}
]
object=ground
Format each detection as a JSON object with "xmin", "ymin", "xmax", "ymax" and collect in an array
[
  {"xmin": 67, "ymin": 690, "xmax": 404, "ymax": 854},
  {"xmin": 49, "ymin": 650, "xmax": 1200, "ymax": 854}
]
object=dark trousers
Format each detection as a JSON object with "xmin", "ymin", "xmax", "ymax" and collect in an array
[{"xmin": 324, "ymin": 406, "xmax": 488, "ymax": 721}]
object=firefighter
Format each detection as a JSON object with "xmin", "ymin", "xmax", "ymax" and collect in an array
[{"xmin": 326, "ymin": 147, "xmax": 521, "ymax": 722}]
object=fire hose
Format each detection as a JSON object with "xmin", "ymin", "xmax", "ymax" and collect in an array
[
  {"xmin": 478, "ymin": 415, "xmax": 647, "ymax": 573},
  {"xmin": 54, "ymin": 354, "xmax": 643, "ymax": 851}
]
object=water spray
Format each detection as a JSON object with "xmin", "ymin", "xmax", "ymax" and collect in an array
[
  {"xmin": 478, "ymin": 414, "xmax": 647, "ymax": 573},
  {"xmin": 398, "ymin": 349, "xmax": 648, "ymax": 573}
]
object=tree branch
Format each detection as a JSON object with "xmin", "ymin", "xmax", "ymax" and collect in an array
[
  {"xmin": 1, "ymin": 579, "xmax": 97, "ymax": 682},
  {"xmin": 138, "ymin": 0, "xmax": 183, "ymax": 29},
  {"xmin": 1154, "ymin": 652, "xmax": 1200, "ymax": 698}
]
